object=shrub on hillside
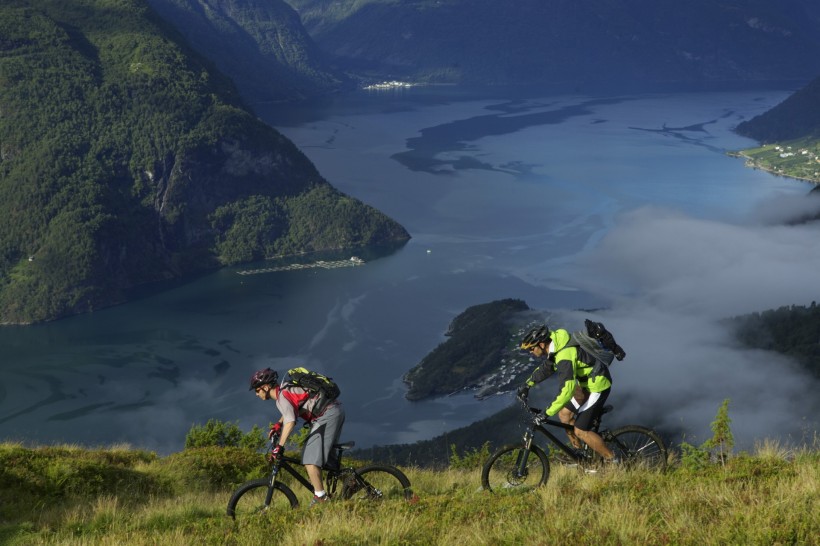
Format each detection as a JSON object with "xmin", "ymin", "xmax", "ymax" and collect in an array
[
  {"xmin": 158, "ymin": 446, "xmax": 267, "ymax": 491},
  {"xmin": 184, "ymin": 419, "xmax": 266, "ymax": 450}
]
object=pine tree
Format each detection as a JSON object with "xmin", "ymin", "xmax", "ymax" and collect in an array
[{"xmin": 702, "ymin": 399, "xmax": 734, "ymax": 466}]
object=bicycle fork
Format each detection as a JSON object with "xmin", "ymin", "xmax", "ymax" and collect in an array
[
  {"xmin": 515, "ymin": 430, "xmax": 535, "ymax": 477},
  {"xmin": 263, "ymin": 464, "xmax": 281, "ymax": 508}
]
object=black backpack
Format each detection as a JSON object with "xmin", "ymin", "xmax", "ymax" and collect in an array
[
  {"xmin": 571, "ymin": 320, "xmax": 626, "ymax": 380},
  {"xmin": 285, "ymin": 367, "xmax": 341, "ymax": 415}
]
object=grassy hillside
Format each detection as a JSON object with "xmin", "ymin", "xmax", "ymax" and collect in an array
[
  {"xmin": 0, "ymin": 440, "xmax": 817, "ymax": 545},
  {"xmin": 0, "ymin": 0, "xmax": 408, "ymax": 324}
]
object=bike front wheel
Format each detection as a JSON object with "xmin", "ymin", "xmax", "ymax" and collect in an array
[
  {"xmin": 226, "ymin": 478, "xmax": 299, "ymax": 519},
  {"xmin": 481, "ymin": 444, "xmax": 550, "ymax": 493},
  {"xmin": 607, "ymin": 425, "xmax": 668, "ymax": 471},
  {"xmin": 343, "ymin": 465, "xmax": 414, "ymax": 501}
]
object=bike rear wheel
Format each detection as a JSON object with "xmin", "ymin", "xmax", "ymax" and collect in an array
[
  {"xmin": 226, "ymin": 478, "xmax": 299, "ymax": 519},
  {"xmin": 343, "ymin": 465, "xmax": 414, "ymax": 501},
  {"xmin": 607, "ymin": 425, "xmax": 667, "ymax": 471},
  {"xmin": 481, "ymin": 444, "xmax": 550, "ymax": 492}
]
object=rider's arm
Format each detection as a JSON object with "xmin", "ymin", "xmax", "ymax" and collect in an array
[
  {"xmin": 277, "ymin": 420, "xmax": 297, "ymax": 447},
  {"xmin": 544, "ymin": 359, "xmax": 575, "ymax": 416},
  {"xmin": 526, "ymin": 362, "xmax": 555, "ymax": 387},
  {"xmin": 275, "ymin": 392, "xmax": 299, "ymax": 446}
]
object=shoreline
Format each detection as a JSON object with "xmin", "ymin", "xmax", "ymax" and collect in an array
[{"xmin": 729, "ymin": 151, "xmax": 820, "ymax": 186}]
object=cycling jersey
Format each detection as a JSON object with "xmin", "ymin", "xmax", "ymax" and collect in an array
[
  {"xmin": 525, "ymin": 328, "xmax": 612, "ymax": 416},
  {"xmin": 276, "ymin": 385, "xmax": 332, "ymax": 424}
]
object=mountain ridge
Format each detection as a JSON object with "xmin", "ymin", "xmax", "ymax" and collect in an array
[{"xmin": 286, "ymin": 0, "xmax": 820, "ymax": 88}]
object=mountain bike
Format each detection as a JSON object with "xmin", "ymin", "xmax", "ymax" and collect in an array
[
  {"xmin": 481, "ymin": 402, "xmax": 667, "ymax": 492},
  {"xmin": 227, "ymin": 434, "xmax": 414, "ymax": 518}
]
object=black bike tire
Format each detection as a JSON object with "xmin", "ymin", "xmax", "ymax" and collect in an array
[
  {"xmin": 226, "ymin": 478, "xmax": 299, "ymax": 519},
  {"xmin": 481, "ymin": 444, "xmax": 550, "ymax": 492},
  {"xmin": 347, "ymin": 465, "xmax": 413, "ymax": 501},
  {"xmin": 608, "ymin": 425, "xmax": 668, "ymax": 472}
]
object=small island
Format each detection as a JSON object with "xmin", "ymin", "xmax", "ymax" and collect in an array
[{"xmin": 402, "ymin": 298, "xmax": 541, "ymax": 401}]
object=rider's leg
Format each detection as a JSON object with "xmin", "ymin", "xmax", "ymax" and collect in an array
[
  {"xmin": 573, "ymin": 388, "xmax": 616, "ymax": 460},
  {"xmin": 302, "ymin": 404, "xmax": 346, "ymax": 495},
  {"xmin": 558, "ymin": 407, "xmax": 582, "ymax": 449},
  {"xmin": 559, "ymin": 386, "xmax": 586, "ymax": 449},
  {"xmin": 574, "ymin": 428, "xmax": 614, "ymax": 459},
  {"xmin": 305, "ymin": 464, "xmax": 325, "ymax": 492}
]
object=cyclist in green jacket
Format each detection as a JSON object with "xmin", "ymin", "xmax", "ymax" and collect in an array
[{"xmin": 517, "ymin": 325, "xmax": 619, "ymax": 462}]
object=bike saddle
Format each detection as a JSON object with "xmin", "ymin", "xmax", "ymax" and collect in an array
[{"xmin": 334, "ymin": 441, "xmax": 355, "ymax": 451}]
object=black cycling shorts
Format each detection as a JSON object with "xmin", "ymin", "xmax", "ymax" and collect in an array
[{"xmin": 571, "ymin": 388, "xmax": 610, "ymax": 431}]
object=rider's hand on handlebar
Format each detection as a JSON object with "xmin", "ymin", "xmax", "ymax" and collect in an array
[
  {"xmin": 516, "ymin": 385, "xmax": 530, "ymax": 402},
  {"xmin": 268, "ymin": 422, "xmax": 282, "ymax": 440},
  {"xmin": 268, "ymin": 444, "xmax": 284, "ymax": 463},
  {"xmin": 534, "ymin": 412, "xmax": 548, "ymax": 425}
]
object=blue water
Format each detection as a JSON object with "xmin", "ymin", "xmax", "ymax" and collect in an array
[{"xmin": 1, "ymin": 87, "xmax": 816, "ymax": 454}]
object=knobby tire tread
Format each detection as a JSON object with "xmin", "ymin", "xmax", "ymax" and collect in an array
[
  {"xmin": 226, "ymin": 478, "xmax": 298, "ymax": 519},
  {"xmin": 609, "ymin": 424, "xmax": 668, "ymax": 471},
  {"xmin": 481, "ymin": 443, "xmax": 550, "ymax": 492},
  {"xmin": 350, "ymin": 465, "xmax": 413, "ymax": 500}
]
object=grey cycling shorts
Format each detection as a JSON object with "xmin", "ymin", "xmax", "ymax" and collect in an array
[{"xmin": 302, "ymin": 402, "xmax": 345, "ymax": 467}]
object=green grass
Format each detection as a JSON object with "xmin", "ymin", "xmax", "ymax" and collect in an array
[
  {"xmin": 0, "ymin": 440, "xmax": 817, "ymax": 545},
  {"xmin": 733, "ymin": 138, "xmax": 820, "ymax": 184}
]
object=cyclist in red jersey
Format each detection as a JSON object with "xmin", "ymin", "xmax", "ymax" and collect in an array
[{"xmin": 250, "ymin": 367, "xmax": 345, "ymax": 505}]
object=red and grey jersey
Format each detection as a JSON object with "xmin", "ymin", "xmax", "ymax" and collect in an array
[{"xmin": 276, "ymin": 385, "xmax": 323, "ymax": 423}]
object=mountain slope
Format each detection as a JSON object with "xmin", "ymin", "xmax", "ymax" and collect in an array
[
  {"xmin": 146, "ymin": 0, "xmax": 350, "ymax": 104},
  {"xmin": 736, "ymin": 74, "xmax": 820, "ymax": 142},
  {"xmin": 0, "ymin": 0, "xmax": 408, "ymax": 324},
  {"xmin": 286, "ymin": 0, "xmax": 820, "ymax": 88}
]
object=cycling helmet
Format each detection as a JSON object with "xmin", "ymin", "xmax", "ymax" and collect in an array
[
  {"xmin": 520, "ymin": 325, "xmax": 550, "ymax": 350},
  {"xmin": 249, "ymin": 367, "xmax": 279, "ymax": 390}
]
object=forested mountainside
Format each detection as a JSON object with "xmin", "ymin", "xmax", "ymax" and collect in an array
[
  {"xmin": 146, "ymin": 0, "xmax": 350, "ymax": 105},
  {"xmin": 736, "ymin": 74, "xmax": 820, "ymax": 142},
  {"xmin": 729, "ymin": 302, "xmax": 820, "ymax": 380},
  {"xmin": 285, "ymin": 0, "xmax": 820, "ymax": 88},
  {"xmin": 0, "ymin": 0, "xmax": 409, "ymax": 325}
]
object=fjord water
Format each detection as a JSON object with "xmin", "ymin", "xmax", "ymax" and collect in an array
[{"xmin": 0, "ymin": 87, "xmax": 811, "ymax": 454}]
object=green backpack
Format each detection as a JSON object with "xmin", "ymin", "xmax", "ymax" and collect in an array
[{"xmin": 285, "ymin": 367, "xmax": 341, "ymax": 414}]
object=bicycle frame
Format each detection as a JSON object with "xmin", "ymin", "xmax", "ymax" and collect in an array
[
  {"xmin": 516, "ymin": 404, "xmax": 612, "ymax": 475},
  {"xmin": 265, "ymin": 439, "xmax": 353, "ymax": 498}
]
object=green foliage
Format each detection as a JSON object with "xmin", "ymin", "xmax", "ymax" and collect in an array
[
  {"xmin": 678, "ymin": 440, "xmax": 711, "ymax": 471},
  {"xmin": 448, "ymin": 442, "xmax": 491, "ymax": 470},
  {"xmin": 679, "ymin": 399, "xmax": 735, "ymax": 470},
  {"xmin": 157, "ymin": 446, "xmax": 266, "ymax": 491},
  {"xmin": 403, "ymin": 298, "xmax": 530, "ymax": 400},
  {"xmin": 702, "ymin": 399, "xmax": 734, "ymax": 466},
  {"xmin": 184, "ymin": 419, "xmax": 266, "ymax": 450},
  {"xmin": 0, "ymin": 443, "xmax": 164, "ymax": 521}
]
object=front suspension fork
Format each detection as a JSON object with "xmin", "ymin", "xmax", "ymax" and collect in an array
[{"xmin": 515, "ymin": 430, "xmax": 535, "ymax": 476}]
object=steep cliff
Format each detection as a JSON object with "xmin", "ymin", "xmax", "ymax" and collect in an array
[{"xmin": 147, "ymin": 0, "xmax": 350, "ymax": 104}]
